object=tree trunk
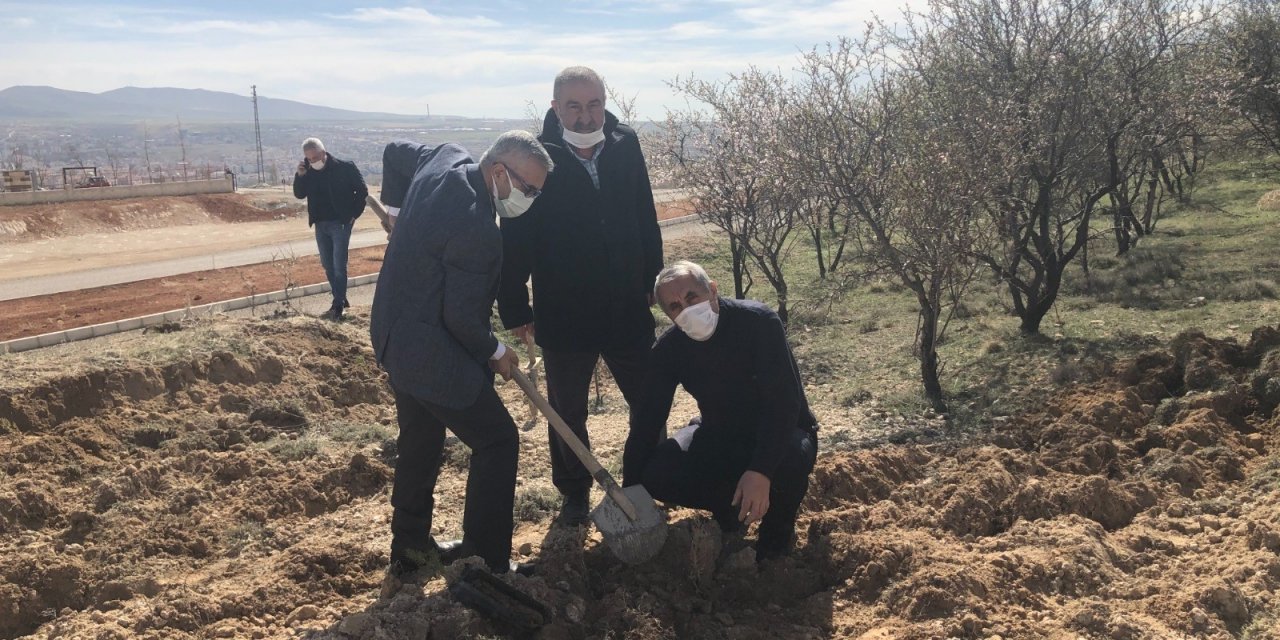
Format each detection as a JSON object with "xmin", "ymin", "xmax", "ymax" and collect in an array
[
  {"xmin": 730, "ymin": 236, "xmax": 747, "ymax": 299},
  {"xmin": 811, "ymin": 226, "xmax": 827, "ymax": 279},
  {"xmin": 917, "ymin": 303, "xmax": 948, "ymax": 413}
]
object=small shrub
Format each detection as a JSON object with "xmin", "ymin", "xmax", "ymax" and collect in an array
[
  {"xmin": 224, "ymin": 521, "xmax": 266, "ymax": 557},
  {"xmin": 858, "ymin": 319, "xmax": 879, "ymax": 334},
  {"xmin": 442, "ymin": 439, "xmax": 470, "ymax": 471},
  {"xmin": 983, "ymin": 340, "xmax": 1005, "ymax": 355},
  {"xmin": 323, "ymin": 420, "xmax": 395, "ymax": 445},
  {"xmin": 1219, "ymin": 279, "xmax": 1277, "ymax": 302},
  {"xmin": 1049, "ymin": 360, "xmax": 1083, "ymax": 386},
  {"xmin": 514, "ymin": 486, "xmax": 561, "ymax": 523},
  {"xmin": 269, "ymin": 436, "xmax": 321, "ymax": 461},
  {"xmin": 841, "ymin": 389, "xmax": 873, "ymax": 407}
]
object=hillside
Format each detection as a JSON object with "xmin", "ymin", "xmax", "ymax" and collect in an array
[{"xmin": 0, "ymin": 86, "xmax": 417, "ymax": 122}]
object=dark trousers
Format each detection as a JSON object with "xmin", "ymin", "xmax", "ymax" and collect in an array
[
  {"xmin": 390, "ymin": 383, "xmax": 518, "ymax": 571},
  {"xmin": 542, "ymin": 346, "xmax": 649, "ymax": 497},
  {"xmin": 640, "ymin": 426, "xmax": 817, "ymax": 555},
  {"xmin": 314, "ymin": 219, "xmax": 352, "ymax": 309}
]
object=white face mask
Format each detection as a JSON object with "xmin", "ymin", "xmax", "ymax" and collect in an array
[
  {"xmin": 309, "ymin": 160, "xmax": 326, "ymax": 171},
  {"xmin": 561, "ymin": 126, "xmax": 605, "ymax": 150},
  {"xmin": 492, "ymin": 170, "xmax": 536, "ymax": 219},
  {"xmin": 674, "ymin": 300, "xmax": 719, "ymax": 341}
]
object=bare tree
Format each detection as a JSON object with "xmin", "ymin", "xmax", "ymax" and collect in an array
[
  {"xmin": 896, "ymin": 0, "xmax": 1210, "ymax": 334},
  {"xmin": 793, "ymin": 35, "xmax": 994, "ymax": 411},
  {"xmin": 1218, "ymin": 0, "xmax": 1280, "ymax": 159},
  {"xmin": 659, "ymin": 69, "xmax": 805, "ymax": 323}
]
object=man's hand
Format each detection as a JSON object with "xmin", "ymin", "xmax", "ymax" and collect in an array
[
  {"xmin": 489, "ymin": 348, "xmax": 519, "ymax": 381},
  {"xmin": 732, "ymin": 470, "xmax": 771, "ymax": 525},
  {"xmin": 512, "ymin": 323, "xmax": 535, "ymax": 347},
  {"xmin": 296, "ymin": 161, "xmax": 307, "ymax": 177}
]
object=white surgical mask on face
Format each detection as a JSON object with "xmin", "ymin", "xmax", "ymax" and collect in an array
[
  {"xmin": 309, "ymin": 160, "xmax": 326, "ymax": 171},
  {"xmin": 675, "ymin": 300, "xmax": 719, "ymax": 341},
  {"xmin": 492, "ymin": 170, "xmax": 536, "ymax": 219},
  {"xmin": 561, "ymin": 125, "xmax": 605, "ymax": 150}
]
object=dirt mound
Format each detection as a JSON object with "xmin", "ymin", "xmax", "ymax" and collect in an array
[
  {"xmin": 3, "ymin": 321, "xmax": 1280, "ymax": 639},
  {"xmin": 0, "ymin": 193, "xmax": 280, "ymax": 243}
]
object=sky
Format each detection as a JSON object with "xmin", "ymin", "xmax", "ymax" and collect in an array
[{"xmin": 0, "ymin": 0, "xmax": 909, "ymax": 120}]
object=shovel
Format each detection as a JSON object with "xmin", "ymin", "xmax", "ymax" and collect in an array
[
  {"xmin": 510, "ymin": 369, "xmax": 668, "ymax": 565},
  {"xmin": 365, "ymin": 195, "xmax": 394, "ymax": 239}
]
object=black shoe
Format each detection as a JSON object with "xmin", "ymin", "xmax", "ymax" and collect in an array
[
  {"xmin": 388, "ymin": 546, "xmax": 440, "ymax": 577},
  {"xmin": 438, "ymin": 539, "xmax": 534, "ymax": 575},
  {"xmin": 755, "ymin": 533, "xmax": 796, "ymax": 565},
  {"xmin": 506, "ymin": 560, "xmax": 537, "ymax": 577},
  {"xmin": 436, "ymin": 538, "xmax": 473, "ymax": 564},
  {"xmin": 343, "ymin": 298, "xmax": 350, "ymax": 309},
  {"xmin": 555, "ymin": 492, "xmax": 591, "ymax": 526},
  {"xmin": 322, "ymin": 305, "xmax": 344, "ymax": 321}
]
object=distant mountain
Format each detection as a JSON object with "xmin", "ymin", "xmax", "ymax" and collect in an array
[{"xmin": 0, "ymin": 85, "xmax": 420, "ymax": 122}]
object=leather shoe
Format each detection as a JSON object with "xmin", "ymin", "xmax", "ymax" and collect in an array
[
  {"xmin": 555, "ymin": 493, "xmax": 591, "ymax": 526},
  {"xmin": 436, "ymin": 539, "xmax": 473, "ymax": 564},
  {"xmin": 507, "ymin": 560, "xmax": 536, "ymax": 577},
  {"xmin": 438, "ymin": 540, "xmax": 534, "ymax": 575}
]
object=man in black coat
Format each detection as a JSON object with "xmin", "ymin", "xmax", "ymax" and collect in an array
[
  {"xmin": 623, "ymin": 261, "xmax": 818, "ymax": 563},
  {"xmin": 498, "ymin": 66, "xmax": 664, "ymax": 525},
  {"xmin": 293, "ymin": 137, "xmax": 368, "ymax": 320},
  {"xmin": 371, "ymin": 131, "xmax": 552, "ymax": 576}
]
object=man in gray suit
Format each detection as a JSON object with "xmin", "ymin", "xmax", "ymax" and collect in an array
[{"xmin": 371, "ymin": 130, "xmax": 553, "ymax": 576}]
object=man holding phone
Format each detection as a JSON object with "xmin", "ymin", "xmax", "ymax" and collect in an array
[{"xmin": 293, "ymin": 137, "xmax": 368, "ymax": 320}]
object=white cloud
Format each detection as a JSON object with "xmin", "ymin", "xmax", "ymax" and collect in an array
[
  {"xmin": 667, "ymin": 21, "xmax": 727, "ymax": 39},
  {"xmin": 338, "ymin": 7, "xmax": 499, "ymax": 28}
]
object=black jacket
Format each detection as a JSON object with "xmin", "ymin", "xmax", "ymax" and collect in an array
[
  {"xmin": 497, "ymin": 108, "xmax": 663, "ymax": 352},
  {"xmin": 622, "ymin": 297, "xmax": 818, "ymax": 486},
  {"xmin": 292, "ymin": 153, "xmax": 368, "ymax": 226}
]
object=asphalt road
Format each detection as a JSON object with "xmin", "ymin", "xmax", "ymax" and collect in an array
[{"xmin": 0, "ymin": 217, "xmax": 707, "ymax": 302}]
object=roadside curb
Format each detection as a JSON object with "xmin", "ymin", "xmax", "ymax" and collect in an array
[
  {"xmin": 659, "ymin": 214, "xmax": 698, "ymax": 228},
  {"xmin": 1, "ymin": 273, "xmax": 380, "ymax": 355}
]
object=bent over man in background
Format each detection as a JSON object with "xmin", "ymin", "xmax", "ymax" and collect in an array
[
  {"xmin": 293, "ymin": 137, "xmax": 367, "ymax": 320},
  {"xmin": 622, "ymin": 261, "xmax": 818, "ymax": 563},
  {"xmin": 498, "ymin": 66, "xmax": 663, "ymax": 525},
  {"xmin": 370, "ymin": 131, "xmax": 552, "ymax": 576}
]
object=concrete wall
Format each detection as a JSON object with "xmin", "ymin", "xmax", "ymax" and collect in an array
[{"xmin": 0, "ymin": 176, "xmax": 234, "ymax": 207}]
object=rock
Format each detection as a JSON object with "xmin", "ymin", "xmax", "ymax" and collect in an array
[
  {"xmin": 518, "ymin": 542, "xmax": 533, "ymax": 556},
  {"xmin": 285, "ymin": 604, "xmax": 321, "ymax": 625},
  {"xmin": 1190, "ymin": 607, "xmax": 1208, "ymax": 626},
  {"xmin": 564, "ymin": 599, "xmax": 585, "ymax": 624},
  {"xmin": 338, "ymin": 612, "xmax": 375, "ymax": 637},
  {"xmin": 715, "ymin": 612, "xmax": 734, "ymax": 626},
  {"xmin": 720, "ymin": 547, "xmax": 756, "ymax": 573}
]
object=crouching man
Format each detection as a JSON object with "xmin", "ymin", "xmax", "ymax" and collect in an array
[{"xmin": 622, "ymin": 260, "xmax": 818, "ymax": 563}]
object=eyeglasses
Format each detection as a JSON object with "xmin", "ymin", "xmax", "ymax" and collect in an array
[{"xmin": 503, "ymin": 164, "xmax": 542, "ymax": 199}]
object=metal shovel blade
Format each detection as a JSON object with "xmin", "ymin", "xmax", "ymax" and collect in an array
[{"xmin": 590, "ymin": 484, "xmax": 668, "ymax": 565}]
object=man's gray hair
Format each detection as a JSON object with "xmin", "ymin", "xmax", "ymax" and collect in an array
[
  {"xmin": 479, "ymin": 130, "xmax": 555, "ymax": 173},
  {"xmin": 302, "ymin": 137, "xmax": 325, "ymax": 152},
  {"xmin": 553, "ymin": 66, "xmax": 606, "ymax": 100},
  {"xmin": 654, "ymin": 260, "xmax": 713, "ymax": 300}
]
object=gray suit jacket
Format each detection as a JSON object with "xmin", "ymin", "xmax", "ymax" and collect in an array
[{"xmin": 370, "ymin": 142, "xmax": 500, "ymax": 410}]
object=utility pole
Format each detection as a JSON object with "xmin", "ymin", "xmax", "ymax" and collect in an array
[
  {"xmin": 142, "ymin": 123, "xmax": 153, "ymax": 184},
  {"xmin": 252, "ymin": 85, "xmax": 265, "ymax": 185},
  {"xmin": 177, "ymin": 115, "xmax": 188, "ymax": 181}
]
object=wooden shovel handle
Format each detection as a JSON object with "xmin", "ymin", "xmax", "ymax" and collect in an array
[{"xmin": 510, "ymin": 369, "xmax": 638, "ymax": 519}]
